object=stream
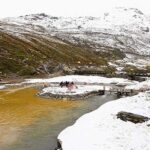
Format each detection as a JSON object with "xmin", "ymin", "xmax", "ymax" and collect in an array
[{"xmin": 0, "ymin": 87, "xmax": 117, "ymax": 150}]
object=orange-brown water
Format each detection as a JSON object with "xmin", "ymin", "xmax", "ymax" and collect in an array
[
  {"xmin": 0, "ymin": 87, "xmax": 116, "ymax": 150},
  {"xmin": 0, "ymin": 87, "xmax": 82, "ymax": 126}
]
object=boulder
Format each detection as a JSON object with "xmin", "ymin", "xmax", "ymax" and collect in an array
[{"xmin": 117, "ymin": 111, "xmax": 149, "ymax": 124}]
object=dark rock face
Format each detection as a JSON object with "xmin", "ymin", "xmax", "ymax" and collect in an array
[{"xmin": 117, "ymin": 111, "xmax": 149, "ymax": 124}]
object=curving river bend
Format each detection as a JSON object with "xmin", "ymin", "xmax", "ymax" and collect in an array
[{"xmin": 0, "ymin": 87, "xmax": 117, "ymax": 150}]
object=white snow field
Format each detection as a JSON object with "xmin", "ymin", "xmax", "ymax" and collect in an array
[
  {"xmin": 25, "ymin": 75, "xmax": 134, "ymax": 84},
  {"xmin": 25, "ymin": 75, "xmax": 137, "ymax": 95},
  {"xmin": 41, "ymin": 85, "xmax": 107, "ymax": 96},
  {"xmin": 58, "ymin": 91, "xmax": 150, "ymax": 150}
]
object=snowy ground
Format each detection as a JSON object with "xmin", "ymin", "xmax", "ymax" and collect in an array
[
  {"xmin": 125, "ymin": 78, "xmax": 150, "ymax": 90},
  {"xmin": 0, "ymin": 85, "xmax": 5, "ymax": 90},
  {"xmin": 24, "ymin": 75, "xmax": 133, "ymax": 84},
  {"xmin": 41, "ymin": 85, "xmax": 109, "ymax": 96},
  {"xmin": 0, "ymin": 75, "xmax": 137, "ymax": 96},
  {"xmin": 58, "ymin": 91, "xmax": 150, "ymax": 150},
  {"xmin": 25, "ymin": 75, "xmax": 137, "ymax": 96}
]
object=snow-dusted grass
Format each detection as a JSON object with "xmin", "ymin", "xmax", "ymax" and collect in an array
[{"xmin": 58, "ymin": 91, "xmax": 150, "ymax": 150}]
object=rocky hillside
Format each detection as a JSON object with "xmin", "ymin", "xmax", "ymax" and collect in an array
[{"xmin": 0, "ymin": 7, "xmax": 150, "ymax": 78}]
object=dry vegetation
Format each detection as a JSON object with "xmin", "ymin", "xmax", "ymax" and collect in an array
[{"xmin": 0, "ymin": 31, "xmax": 125, "ymax": 78}]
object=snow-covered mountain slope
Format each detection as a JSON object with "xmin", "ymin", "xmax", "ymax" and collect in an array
[
  {"xmin": 1, "ymin": 7, "xmax": 150, "ymax": 56},
  {"xmin": 2, "ymin": 8, "xmax": 149, "ymax": 31},
  {"xmin": 0, "ymin": 7, "xmax": 150, "ymax": 77}
]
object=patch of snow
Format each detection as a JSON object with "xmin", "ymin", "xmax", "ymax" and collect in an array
[
  {"xmin": 0, "ymin": 85, "xmax": 5, "ymax": 90},
  {"xmin": 58, "ymin": 91, "xmax": 150, "ymax": 150},
  {"xmin": 24, "ymin": 75, "xmax": 131, "ymax": 85},
  {"xmin": 41, "ymin": 85, "xmax": 109, "ymax": 96},
  {"xmin": 125, "ymin": 79, "xmax": 150, "ymax": 90}
]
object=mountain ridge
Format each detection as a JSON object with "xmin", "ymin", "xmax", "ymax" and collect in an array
[{"xmin": 0, "ymin": 7, "xmax": 150, "ymax": 78}]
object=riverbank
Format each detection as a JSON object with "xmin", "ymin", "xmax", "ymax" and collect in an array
[
  {"xmin": 0, "ymin": 75, "xmax": 140, "ymax": 100},
  {"xmin": 58, "ymin": 79, "xmax": 150, "ymax": 150},
  {"xmin": 24, "ymin": 75, "xmax": 138, "ymax": 99}
]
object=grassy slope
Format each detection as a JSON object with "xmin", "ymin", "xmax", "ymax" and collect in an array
[{"xmin": 0, "ymin": 31, "xmax": 110, "ymax": 77}]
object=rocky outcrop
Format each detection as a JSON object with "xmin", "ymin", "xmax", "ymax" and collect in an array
[{"xmin": 117, "ymin": 111, "xmax": 149, "ymax": 123}]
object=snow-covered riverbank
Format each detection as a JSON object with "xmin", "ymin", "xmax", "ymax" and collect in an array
[
  {"xmin": 41, "ymin": 85, "xmax": 105, "ymax": 96},
  {"xmin": 24, "ymin": 75, "xmax": 134, "ymax": 84},
  {"xmin": 58, "ymin": 79, "xmax": 150, "ymax": 150},
  {"xmin": 0, "ymin": 75, "xmax": 137, "ymax": 97},
  {"xmin": 58, "ymin": 91, "xmax": 150, "ymax": 150},
  {"xmin": 24, "ymin": 75, "xmax": 137, "ymax": 97}
]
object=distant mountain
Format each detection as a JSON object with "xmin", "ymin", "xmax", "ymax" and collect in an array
[{"xmin": 0, "ymin": 7, "xmax": 150, "ymax": 78}]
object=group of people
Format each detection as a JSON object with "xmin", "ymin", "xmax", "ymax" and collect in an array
[{"xmin": 59, "ymin": 81, "xmax": 76, "ymax": 90}]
